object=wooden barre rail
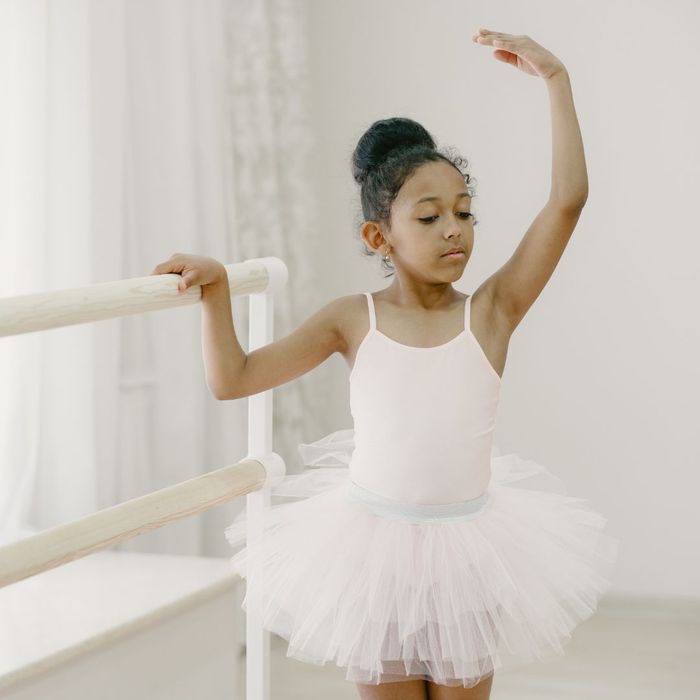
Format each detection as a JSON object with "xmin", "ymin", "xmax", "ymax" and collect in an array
[
  {"xmin": 0, "ymin": 255, "xmax": 289, "ymax": 593},
  {"xmin": 0, "ymin": 457, "xmax": 268, "ymax": 589},
  {"xmin": 0, "ymin": 258, "xmax": 287, "ymax": 338}
]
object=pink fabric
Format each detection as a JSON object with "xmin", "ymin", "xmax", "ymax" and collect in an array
[{"xmin": 349, "ymin": 293, "xmax": 500, "ymax": 503}]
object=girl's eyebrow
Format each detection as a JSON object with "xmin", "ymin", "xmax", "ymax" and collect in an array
[{"xmin": 414, "ymin": 192, "xmax": 471, "ymax": 205}]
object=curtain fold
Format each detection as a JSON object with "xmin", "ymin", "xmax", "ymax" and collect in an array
[{"xmin": 0, "ymin": 0, "xmax": 98, "ymax": 546}]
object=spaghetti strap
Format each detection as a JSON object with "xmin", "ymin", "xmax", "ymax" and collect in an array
[
  {"xmin": 364, "ymin": 292, "xmax": 376, "ymax": 330},
  {"xmin": 464, "ymin": 294, "xmax": 471, "ymax": 332}
]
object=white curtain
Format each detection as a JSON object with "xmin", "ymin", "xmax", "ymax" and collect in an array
[{"xmin": 0, "ymin": 0, "xmax": 323, "ymax": 556}]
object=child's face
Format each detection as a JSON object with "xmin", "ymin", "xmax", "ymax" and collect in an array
[{"xmin": 385, "ymin": 160, "xmax": 474, "ymax": 280}]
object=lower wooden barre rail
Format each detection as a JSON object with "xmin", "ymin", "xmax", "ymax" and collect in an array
[{"xmin": 0, "ymin": 457, "xmax": 268, "ymax": 588}]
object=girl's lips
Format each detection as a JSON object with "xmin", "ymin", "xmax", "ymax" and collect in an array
[{"xmin": 443, "ymin": 251, "xmax": 466, "ymax": 258}]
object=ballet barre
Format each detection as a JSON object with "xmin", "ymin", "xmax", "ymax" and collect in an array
[{"xmin": 0, "ymin": 256, "xmax": 289, "ymax": 700}]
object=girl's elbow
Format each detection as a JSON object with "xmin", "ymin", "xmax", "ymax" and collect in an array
[{"xmin": 212, "ymin": 384, "xmax": 245, "ymax": 401}]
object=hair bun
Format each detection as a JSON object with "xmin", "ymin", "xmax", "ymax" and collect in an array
[{"xmin": 352, "ymin": 117, "xmax": 436, "ymax": 185}]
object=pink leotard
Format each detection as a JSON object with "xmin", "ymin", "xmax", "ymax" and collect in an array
[{"xmin": 347, "ymin": 292, "xmax": 502, "ymax": 504}]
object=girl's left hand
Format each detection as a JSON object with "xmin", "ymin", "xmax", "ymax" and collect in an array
[{"xmin": 472, "ymin": 29, "xmax": 566, "ymax": 80}]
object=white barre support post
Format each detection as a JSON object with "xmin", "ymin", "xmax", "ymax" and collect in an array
[{"xmin": 241, "ymin": 257, "xmax": 288, "ymax": 700}]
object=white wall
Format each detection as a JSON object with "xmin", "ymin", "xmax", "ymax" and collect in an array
[{"xmin": 304, "ymin": 0, "xmax": 700, "ymax": 599}]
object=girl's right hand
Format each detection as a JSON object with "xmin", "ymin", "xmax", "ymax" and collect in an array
[{"xmin": 150, "ymin": 253, "xmax": 226, "ymax": 292}]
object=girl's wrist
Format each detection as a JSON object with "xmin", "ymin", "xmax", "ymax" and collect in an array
[
  {"xmin": 201, "ymin": 268, "xmax": 231, "ymax": 301},
  {"xmin": 207, "ymin": 264, "xmax": 229, "ymax": 288},
  {"xmin": 544, "ymin": 65, "xmax": 569, "ymax": 82}
]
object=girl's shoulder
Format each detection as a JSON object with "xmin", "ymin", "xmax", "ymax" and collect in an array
[{"xmin": 322, "ymin": 293, "xmax": 374, "ymax": 357}]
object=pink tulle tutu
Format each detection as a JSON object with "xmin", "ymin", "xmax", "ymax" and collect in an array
[{"xmin": 224, "ymin": 429, "xmax": 619, "ymax": 688}]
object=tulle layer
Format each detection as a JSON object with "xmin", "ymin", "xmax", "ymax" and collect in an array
[{"xmin": 224, "ymin": 429, "xmax": 619, "ymax": 688}]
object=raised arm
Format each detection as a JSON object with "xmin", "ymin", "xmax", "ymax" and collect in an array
[{"xmin": 472, "ymin": 31, "xmax": 589, "ymax": 332}]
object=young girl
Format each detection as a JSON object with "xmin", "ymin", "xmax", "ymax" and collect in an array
[{"xmin": 151, "ymin": 30, "xmax": 619, "ymax": 700}]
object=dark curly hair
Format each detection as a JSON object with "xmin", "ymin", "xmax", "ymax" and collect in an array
[{"xmin": 350, "ymin": 117, "xmax": 478, "ymax": 277}]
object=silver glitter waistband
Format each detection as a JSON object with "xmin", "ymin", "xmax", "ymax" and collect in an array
[{"xmin": 344, "ymin": 479, "xmax": 492, "ymax": 523}]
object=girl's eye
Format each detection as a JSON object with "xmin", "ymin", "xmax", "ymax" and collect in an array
[{"xmin": 419, "ymin": 212, "xmax": 477, "ymax": 224}]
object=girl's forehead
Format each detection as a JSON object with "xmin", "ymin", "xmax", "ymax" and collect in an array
[{"xmin": 399, "ymin": 162, "xmax": 467, "ymax": 202}]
